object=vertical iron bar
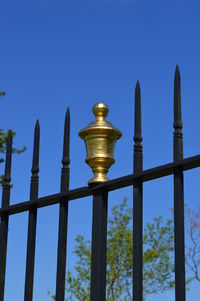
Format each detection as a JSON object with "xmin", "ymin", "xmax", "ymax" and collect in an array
[
  {"xmin": 173, "ymin": 65, "xmax": 186, "ymax": 301},
  {"xmin": 24, "ymin": 120, "xmax": 40, "ymax": 301},
  {"xmin": 90, "ymin": 188, "xmax": 108, "ymax": 301},
  {"xmin": 0, "ymin": 131, "xmax": 12, "ymax": 301},
  {"xmin": 133, "ymin": 81, "xmax": 143, "ymax": 301},
  {"xmin": 55, "ymin": 108, "xmax": 70, "ymax": 301}
]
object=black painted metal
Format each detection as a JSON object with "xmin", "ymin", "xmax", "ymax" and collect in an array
[
  {"xmin": 0, "ymin": 155, "xmax": 200, "ymax": 218},
  {"xmin": 0, "ymin": 186, "xmax": 92, "ymax": 216},
  {"xmin": 24, "ymin": 121, "xmax": 40, "ymax": 301},
  {"xmin": 90, "ymin": 189, "xmax": 108, "ymax": 301},
  {"xmin": 0, "ymin": 66, "xmax": 198, "ymax": 301},
  {"xmin": 0, "ymin": 131, "xmax": 12, "ymax": 301},
  {"xmin": 173, "ymin": 65, "xmax": 186, "ymax": 301},
  {"xmin": 56, "ymin": 108, "xmax": 70, "ymax": 301},
  {"xmin": 133, "ymin": 81, "xmax": 143, "ymax": 301}
]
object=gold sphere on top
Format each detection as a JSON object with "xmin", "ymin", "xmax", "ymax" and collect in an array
[
  {"xmin": 92, "ymin": 102, "xmax": 109, "ymax": 117},
  {"xmin": 79, "ymin": 102, "xmax": 122, "ymax": 185}
]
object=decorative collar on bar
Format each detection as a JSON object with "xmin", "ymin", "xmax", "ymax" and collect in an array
[{"xmin": 79, "ymin": 102, "xmax": 122, "ymax": 185}]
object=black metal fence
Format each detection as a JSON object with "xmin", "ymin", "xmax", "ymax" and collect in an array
[{"xmin": 0, "ymin": 66, "xmax": 199, "ymax": 301}]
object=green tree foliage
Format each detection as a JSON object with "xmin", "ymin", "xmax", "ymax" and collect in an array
[
  {"xmin": 143, "ymin": 216, "xmax": 174, "ymax": 295},
  {"xmin": 50, "ymin": 198, "xmax": 175, "ymax": 300},
  {"xmin": 0, "ymin": 129, "xmax": 26, "ymax": 185},
  {"xmin": 185, "ymin": 204, "xmax": 200, "ymax": 282},
  {"xmin": 0, "ymin": 91, "xmax": 26, "ymax": 185}
]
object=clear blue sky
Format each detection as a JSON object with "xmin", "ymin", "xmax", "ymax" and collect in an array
[{"xmin": 1, "ymin": 0, "xmax": 200, "ymax": 300}]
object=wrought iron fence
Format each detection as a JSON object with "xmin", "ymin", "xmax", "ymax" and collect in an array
[{"xmin": 1, "ymin": 65, "xmax": 199, "ymax": 301}]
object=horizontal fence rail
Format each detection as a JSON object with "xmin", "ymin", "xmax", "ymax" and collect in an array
[
  {"xmin": 0, "ymin": 66, "xmax": 198, "ymax": 301},
  {"xmin": 0, "ymin": 155, "xmax": 200, "ymax": 218}
]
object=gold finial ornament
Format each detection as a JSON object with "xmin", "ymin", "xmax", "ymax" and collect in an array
[{"xmin": 79, "ymin": 102, "xmax": 122, "ymax": 185}]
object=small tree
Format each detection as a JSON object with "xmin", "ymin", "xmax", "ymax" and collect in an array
[
  {"xmin": 185, "ymin": 204, "xmax": 200, "ymax": 282},
  {"xmin": 50, "ymin": 198, "xmax": 175, "ymax": 300},
  {"xmin": 49, "ymin": 199, "xmax": 200, "ymax": 300}
]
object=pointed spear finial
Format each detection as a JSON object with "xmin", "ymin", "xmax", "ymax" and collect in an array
[
  {"xmin": 173, "ymin": 65, "xmax": 183, "ymax": 161},
  {"xmin": 61, "ymin": 107, "xmax": 70, "ymax": 191},
  {"xmin": 31, "ymin": 120, "xmax": 40, "ymax": 175},
  {"xmin": 62, "ymin": 107, "xmax": 70, "ymax": 167},
  {"xmin": 134, "ymin": 81, "xmax": 142, "ymax": 142},
  {"xmin": 174, "ymin": 65, "xmax": 182, "ymax": 130},
  {"xmin": 4, "ymin": 130, "xmax": 12, "ymax": 183},
  {"xmin": 134, "ymin": 81, "xmax": 143, "ymax": 172}
]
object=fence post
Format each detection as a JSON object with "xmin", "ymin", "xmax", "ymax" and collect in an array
[
  {"xmin": 133, "ymin": 81, "xmax": 143, "ymax": 301},
  {"xmin": 56, "ymin": 108, "xmax": 70, "ymax": 301},
  {"xmin": 0, "ymin": 131, "xmax": 12, "ymax": 301},
  {"xmin": 173, "ymin": 65, "xmax": 186, "ymax": 301},
  {"xmin": 90, "ymin": 188, "xmax": 108, "ymax": 301},
  {"xmin": 24, "ymin": 120, "xmax": 40, "ymax": 301}
]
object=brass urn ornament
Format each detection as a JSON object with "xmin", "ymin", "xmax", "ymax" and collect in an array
[{"xmin": 79, "ymin": 102, "xmax": 122, "ymax": 185}]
